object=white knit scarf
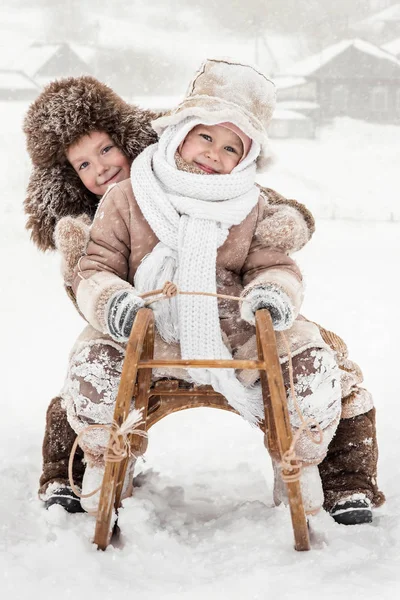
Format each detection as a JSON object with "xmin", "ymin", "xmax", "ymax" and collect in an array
[{"xmin": 131, "ymin": 118, "xmax": 264, "ymax": 424}]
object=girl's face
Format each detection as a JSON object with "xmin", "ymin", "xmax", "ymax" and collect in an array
[
  {"xmin": 66, "ymin": 131, "xmax": 131, "ymax": 196},
  {"xmin": 179, "ymin": 124, "xmax": 244, "ymax": 174}
]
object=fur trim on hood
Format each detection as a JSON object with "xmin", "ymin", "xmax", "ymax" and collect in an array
[{"xmin": 23, "ymin": 75, "xmax": 159, "ymax": 251}]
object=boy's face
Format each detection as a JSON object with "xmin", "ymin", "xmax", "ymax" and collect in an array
[
  {"xmin": 179, "ymin": 124, "xmax": 244, "ymax": 174},
  {"xmin": 66, "ymin": 131, "xmax": 131, "ymax": 196}
]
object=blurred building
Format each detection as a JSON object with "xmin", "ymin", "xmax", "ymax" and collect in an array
[
  {"xmin": 0, "ymin": 41, "xmax": 95, "ymax": 98},
  {"xmin": 279, "ymin": 38, "xmax": 400, "ymax": 124}
]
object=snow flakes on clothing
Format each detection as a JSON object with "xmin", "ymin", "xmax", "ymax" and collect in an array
[
  {"xmin": 62, "ymin": 337, "xmax": 126, "ymax": 461},
  {"xmin": 287, "ymin": 348, "xmax": 341, "ymax": 430}
]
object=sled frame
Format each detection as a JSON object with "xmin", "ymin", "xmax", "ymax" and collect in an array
[{"xmin": 93, "ymin": 308, "xmax": 310, "ymax": 552}]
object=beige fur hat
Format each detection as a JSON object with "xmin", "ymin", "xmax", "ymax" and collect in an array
[{"xmin": 151, "ymin": 58, "xmax": 276, "ymax": 170}]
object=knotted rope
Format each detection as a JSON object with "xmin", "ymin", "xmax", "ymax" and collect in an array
[
  {"xmin": 68, "ymin": 414, "xmax": 147, "ymax": 498},
  {"xmin": 140, "ymin": 281, "xmax": 249, "ymax": 306}
]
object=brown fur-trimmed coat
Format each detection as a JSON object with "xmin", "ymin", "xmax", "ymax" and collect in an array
[{"xmin": 71, "ymin": 180, "xmax": 321, "ymax": 361}]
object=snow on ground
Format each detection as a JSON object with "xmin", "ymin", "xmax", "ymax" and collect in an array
[{"xmin": 1, "ymin": 103, "xmax": 400, "ymax": 599}]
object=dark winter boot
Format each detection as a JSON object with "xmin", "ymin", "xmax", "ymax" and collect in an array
[
  {"xmin": 319, "ymin": 408, "xmax": 385, "ymax": 522},
  {"xmin": 330, "ymin": 494, "xmax": 372, "ymax": 525},
  {"xmin": 39, "ymin": 396, "xmax": 85, "ymax": 508},
  {"xmin": 44, "ymin": 484, "xmax": 85, "ymax": 513}
]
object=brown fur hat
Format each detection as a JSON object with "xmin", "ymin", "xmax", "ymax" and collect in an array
[{"xmin": 23, "ymin": 75, "xmax": 159, "ymax": 251}]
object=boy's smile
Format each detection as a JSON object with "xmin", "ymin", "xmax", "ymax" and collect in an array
[
  {"xmin": 66, "ymin": 131, "xmax": 131, "ymax": 196},
  {"xmin": 179, "ymin": 124, "xmax": 244, "ymax": 174}
]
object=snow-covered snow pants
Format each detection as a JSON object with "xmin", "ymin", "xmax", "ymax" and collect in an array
[
  {"xmin": 60, "ymin": 324, "xmax": 341, "ymax": 467},
  {"xmin": 39, "ymin": 399, "xmax": 384, "ymax": 511},
  {"xmin": 39, "ymin": 320, "xmax": 385, "ymax": 511}
]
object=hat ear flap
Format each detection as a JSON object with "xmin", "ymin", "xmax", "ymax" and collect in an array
[{"xmin": 24, "ymin": 164, "xmax": 98, "ymax": 251}]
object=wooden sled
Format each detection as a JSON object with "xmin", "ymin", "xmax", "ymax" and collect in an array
[{"xmin": 93, "ymin": 308, "xmax": 310, "ymax": 552}]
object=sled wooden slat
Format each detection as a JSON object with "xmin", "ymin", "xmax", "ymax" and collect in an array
[
  {"xmin": 94, "ymin": 309, "xmax": 154, "ymax": 550},
  {"xmin": 256, "ymin": 310, "xmax": 310, "ymax": 551},
  {"xmin": 138, "ymin": 359, "xmax": 264, "ymax": 369},
  {"xmin": 151, "ymin": 387, "xmax": 226, "ymax": 396},
  {"xmin": 146, "ymin": 393, "xmax": 242, "ymax": 429},
  {"xmin": 93, "ymin": 308, "xmax": 310, "ymax": 552}
]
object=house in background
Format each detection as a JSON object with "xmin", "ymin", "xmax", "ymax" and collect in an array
[
  {"xmin": 0, "ymin": 70, "xmax": 39, "ymax": 101},
  {"xmin": 268, "ymin": 108, "xmax": 316, "ymax": 139},
  {"xmin": 279, "ymin": 38, "xmax": 400, "ymax": 124},
  {"xmin": 273, "ymin": 76, "xmax": 319, "ymax": 136},
  {"xmin": 0, "ymin": 42, "xmax": 95, "ymax": 96},
  {"xmin": 13, "ymin": 42, "xmax": 95, "ymax": 86}
]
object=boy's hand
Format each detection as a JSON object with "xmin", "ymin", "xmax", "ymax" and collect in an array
[
  {"xmin": 241, "ymin": 284, "xmax": 294, "ymax": 330},
  {"xmin": 106, "ymin": 290, "xmax": 146, "ymax": 342}
]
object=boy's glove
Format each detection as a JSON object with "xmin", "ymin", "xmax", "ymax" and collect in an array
[
  {"xmin": 54, "ymin": 215, "xmax": 91, "ymax": 286},
  {"xmin": 241, "ymin": 284, "xmax": 294, "ymax": 330},
  {"xmin": 106, "ymin": 290, "xmax": 146, "ymax": 342}
]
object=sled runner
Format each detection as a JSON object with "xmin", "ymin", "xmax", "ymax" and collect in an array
[{"xmin": 93, "ymin": 308, "xmax": 310, "ymax": 552}]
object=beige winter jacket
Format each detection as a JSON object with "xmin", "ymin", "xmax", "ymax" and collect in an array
[
  {"xmin": 64, "ymin": 179, "xmax": 371, "ymax": 417},
  {"xmin": 72, "ymin": 178, "xmax": 310, "ymax": 356}
]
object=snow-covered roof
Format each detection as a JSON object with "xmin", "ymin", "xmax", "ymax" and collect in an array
[
  {"xmin": 69, "ymin": 44, "xmax": 97, "ymax": 64},
  {"xmin": 382, "ymin": 37, "xmax": 400, "ymax": 56},
  {"xmin": 2, "ymin": 43, "xmax": 93, "ymax": 78},
  {"xmin": 0, "ymin": 70, "xmax": 38, "ymax": 90},
  {"xmin": 357, "ymin": 3, "xmax": 400, "ymax": 25},
  {"xmin": 287, "ymin": 38, "xmax": 400, "ymax": 77},
  {"xmin": 14, "ymin": 45, "xmax": 61, "ymax": 78}
]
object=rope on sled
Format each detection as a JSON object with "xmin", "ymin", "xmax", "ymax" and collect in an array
[
  {"xmin": 68, "ymin": 417, "xmax": 148, "ymax": 499},
  {"xmin": 140, "ymin": 281, "xmax": 250, "ymax": 306}
]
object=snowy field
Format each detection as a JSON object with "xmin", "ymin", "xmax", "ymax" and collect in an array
[{"xmin": 1, "ymin": 102, "xmax": 400, "ymax": 599}]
